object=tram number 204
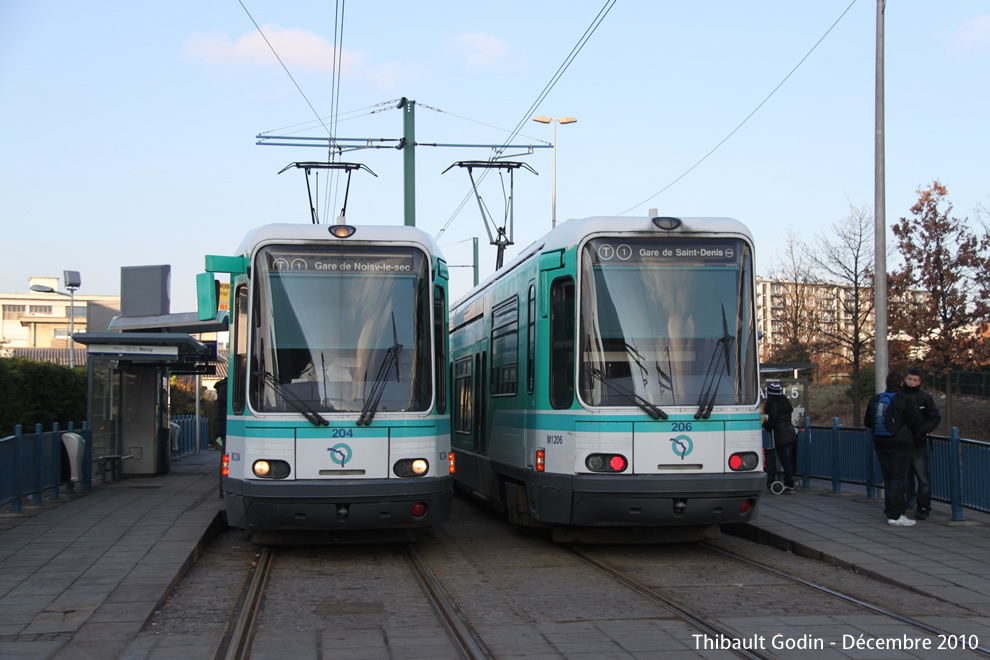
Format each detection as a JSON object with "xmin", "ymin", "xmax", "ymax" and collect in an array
[{"xmin": 331, "ymin": 429, "xmax": 354, "ymax": 438}]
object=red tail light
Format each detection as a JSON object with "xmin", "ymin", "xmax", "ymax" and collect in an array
[
  {"xmin": 448, "ymin": 452, "xmax": 455, "ymax": 474},
  {"xmin": 411, "ymin": 502, "xmax": 427, "ymax": 517},
  {"xmin": 221, "ymin": 454, "xmax": 230, "ymax": 477},
  {"xmin": 536, "ymin": 449, "xmax": 545, "ymax": 472}
]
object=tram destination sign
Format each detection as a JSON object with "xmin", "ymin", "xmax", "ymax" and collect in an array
[
  {"xmin": 267, "ymin": 250, "xmax": 415, "ymax": 274},
  {"xmin": 590, "ymin": 238, "xmax": 742, "ymax": 266}
]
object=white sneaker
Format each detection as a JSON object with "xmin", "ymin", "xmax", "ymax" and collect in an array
[{"xmin": 887, "ymin": 515, "xmax": 916, "ymax": 527}]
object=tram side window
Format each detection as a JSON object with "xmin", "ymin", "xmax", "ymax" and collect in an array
[
  {"xmin": 232, "ymin": 284, "xmax": 248, "ymax": 415},
  {"xmin": 434, "ymin": 286, "xmax": 447, "ymax": 415},
  {"xmin": 491, "ymin": 296, "xmax": 519, "ymax": 397},
  {"xmin": 453, "ymin": 358, "xmax": 473, "ymax": 434},
  {"xmin": 527, "ymin": 284, "xmax": 536, "ymax": 395},
  {"xmin": 549, "ymin": 277, "xmax": 575, "ymax": 409}
]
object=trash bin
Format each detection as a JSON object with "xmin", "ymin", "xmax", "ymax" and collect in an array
[{"xmin": 61, "ymin": 432, "xmax": 86, "ymax": 483}]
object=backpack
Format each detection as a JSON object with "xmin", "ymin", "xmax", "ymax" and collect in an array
[{"xmin": 872, "ymin": 392, "xmax": 902, "ymax": 437}]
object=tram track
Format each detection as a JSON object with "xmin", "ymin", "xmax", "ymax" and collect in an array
[
  {"xmin": 702, "ymin": 543, "xmax": 990, "ymax": 657},
  {"xmin": 215, "ymin": 540, "xmax": 494, "ymax": 660},
  {"xmin": 567, "ymin": 541, "xmax": 990, "ymax": 659},
  {"xmin": 564, "ymin": 545, "xmax": 773, "ymax": 660},
  {"xmin": 403, "ymin": 543, "xmax": 496, "ymax": 660},
  {"xmin": 216, "ymin": 546, "xmax": 275, "ymax": 660}
]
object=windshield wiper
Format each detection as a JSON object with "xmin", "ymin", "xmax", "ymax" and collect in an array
[
  {"xmin": 256, "ymin": 370, "xmax": 328, "ymax": 427},
  {"xmin": 586, "ymin": 367, "xmax": 667, "ymax": 420},
  {"xmin": 694, "ymin": 305, "xmax": 735, "ymax": 420},
  {"xmin": 358, "ymin": 312, "xmax": 403, "ymax": 426}
]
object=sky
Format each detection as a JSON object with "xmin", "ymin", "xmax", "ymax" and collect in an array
[{"xmin": 2, "ymin": 1, "xmax": 988, "ymax": 311}]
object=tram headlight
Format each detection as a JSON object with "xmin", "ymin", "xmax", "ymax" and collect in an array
[
  {"xmin": 652, "ymin": 216, "xmax": 682, "ymax": 231},
  {"xmin": 728, "ymin": 452, "xmax": 759, "ymax": 471},
  {"xmin": 393, "ymin": 458, "xmax": 429, "ymax": 477},
  {"xmin": 253, "ymin": 460, "xmax": 291, "ymax": 479},
  {"xmin": 328, "ymin": 224, "xmax": 356, "ymax": 238}
]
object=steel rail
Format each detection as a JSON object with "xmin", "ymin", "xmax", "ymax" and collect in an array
[
  {"xmin": 404, "ymin": 544, "xmax": 495, "ymax": 660},
  {"xmin": 216, "ymin": 546, "xmax": 275, "ymax": 660},
  {"xmin": 703, "ymin": 543, "xmax": 990, "ymax": 657},
  {"xmin": 565, "ymin": 546, "xmax": 774, "ymax": 660}
]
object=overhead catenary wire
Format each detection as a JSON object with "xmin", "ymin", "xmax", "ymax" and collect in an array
[
  {"xmin": 325, "ymin": 0, "xmax": 347, "ymax": 223},
  {"xmin": 616, "ymin": 0, "xmax": 859, "ymax": 215},
  {"xmin": 435, "ymin": 0, "xmax": 616, "ymax": 240},
  {"xmin": 238, "ymin": 0, "xmax": 332, "ymax": 139},
  {"xmin": 259, "ymin": 100, "xmax": 400, "ymax": 138}
]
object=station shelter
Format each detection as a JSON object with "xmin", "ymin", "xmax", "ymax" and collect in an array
[{"xmin": 71, "ymin": 265, "xmax": 226, "ymax": 476}]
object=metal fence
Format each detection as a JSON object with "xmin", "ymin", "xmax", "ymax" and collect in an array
[
  {"xmin": 0, "ymin": 422, "xmax": 92, "ymax": 513},
  {"xmin": 778, "ymin": 418, "xmax": 989, "ymax": 520},
  {"xmin": 1, "ymin": 415, "xmax": 210, "ymax": 513},
  {"xmin": 929, "ymin": 370, "xmax": 990, "ymax": 398},
  {"xmin": 170, "ymin": 415, "xmax": 211, "ymax": 458}
]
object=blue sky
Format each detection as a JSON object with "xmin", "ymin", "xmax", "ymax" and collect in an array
[{"xmin": 2, "ymin": 1, "xmax": 988, "ymax": 310}]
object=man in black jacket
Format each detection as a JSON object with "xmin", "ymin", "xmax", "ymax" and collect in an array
[
  {"xmin": 864, "ymin": 371, "xmax": 923, "ymax": 526},
  {"xmin": 903, "ymin": 367, "xmax": 941, "ymax": 520}
]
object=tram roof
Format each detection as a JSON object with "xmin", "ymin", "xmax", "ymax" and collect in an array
[
  {"xmin": 539, "ymin": 216, "xmax": 754, "ymax": 252},
  {"xmin": 234, "ymin": 223, "xmax": 443, "ymax": 259},
  {"xmin": 456, "ymin": 216, "xmax": 754, "ymax": 307}
]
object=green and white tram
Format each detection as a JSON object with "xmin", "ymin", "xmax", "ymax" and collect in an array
[
  {"xmin": 449, "ymin": 216, "xmax": 763, "ymax": 541},
  {"xmin": 198, "ymin": 223, "xmax": 453, "ymax": 541}
]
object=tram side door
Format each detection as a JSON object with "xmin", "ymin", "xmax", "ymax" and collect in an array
[{"xmin": 474, "ymin": 350, "xmax": 487, "ymax": 454}]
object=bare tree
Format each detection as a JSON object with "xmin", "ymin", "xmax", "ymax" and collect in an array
[
  {"xmin": 809, "ymin": 204, "xmax": 875, "ymax": 422},
  {"xmin": 763, "ymin": 231, "xmax": 824, "ymax": 364},
  {"xmin": 890, "ymin": 181, "xmax": 990, "ymax": 430}
]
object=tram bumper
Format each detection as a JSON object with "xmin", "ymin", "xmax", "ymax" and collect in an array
[
  {"xmin": 531, "ymin": 472, "xmax": 763, "ymax": 527},
  {"xmin": 223, "ymin": 476, "xmax": 454, "ymax": 531}
]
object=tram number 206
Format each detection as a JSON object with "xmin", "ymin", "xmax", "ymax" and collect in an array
[{"xmin": 546, "ymin": 434, "xmax": 563, "ymax": 445}]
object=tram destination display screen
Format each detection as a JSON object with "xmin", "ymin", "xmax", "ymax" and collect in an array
[
  {"xmin": 263, "ymin": 250, "xmax": 415, "ymax": 274},
  {"xmin": 587, "ymin": 238, "xmax": 742, "ymax": 267}
]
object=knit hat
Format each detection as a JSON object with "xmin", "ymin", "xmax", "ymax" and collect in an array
[{"xmin": 766, "ymin": 382, "xmax": 783, "ymax": 396}]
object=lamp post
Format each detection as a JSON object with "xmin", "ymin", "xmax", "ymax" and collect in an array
[
  {"xmin": 532, "ymin": 116, "xmax": 577, "ymax": 229},
  {"xmin": 30, "ymin": 270, "xmax": 81, "ymax": 368}
]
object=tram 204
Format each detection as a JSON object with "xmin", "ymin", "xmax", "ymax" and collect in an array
[{"xmin": 197, "ymin": 223, "xmax": 453, "ymax": 542}]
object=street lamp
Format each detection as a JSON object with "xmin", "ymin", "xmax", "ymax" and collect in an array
[
  {"xmin": 30, "ymin": 270, "xmax": 81, "ymax": 368},
  {"xmin": 532, "ymin": 116, "xmax": 577, "ymax": 229}
]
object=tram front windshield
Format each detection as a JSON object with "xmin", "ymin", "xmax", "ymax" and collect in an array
[
  {"xmin": 578, "ymin": 237, "xmax": 758, "ymax": 409},
  {"xmin": 250, "ymin": 244, "xmax": 431, "ymax": 414}
]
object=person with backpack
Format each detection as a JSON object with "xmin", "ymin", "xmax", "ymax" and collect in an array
[
  {"xmin": 902, "ymin": 367, "xmax": 941, "ymax": 520},
  {"xmin": 763, "ymin": 382, "xmax": 798, "ymax": 493},
  {"xmin": 864, "ymin": 371, "xmax": 923, "ymax": 526}
]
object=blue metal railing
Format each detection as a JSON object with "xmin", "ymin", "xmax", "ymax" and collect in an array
[
  {"xmin": 170, "ymin": 415, "xmax": 211, "ymax": 458},
  {"xmin": 0, "ymin": 422, "xmax": 92, "ymax": 513},
  {"xmin": 2, "ymin": 414, "xmax": 211, "ymax": 512},
  {"xmin": 788, "ymin": 418, "xmax": 990, "ymax": 521}
]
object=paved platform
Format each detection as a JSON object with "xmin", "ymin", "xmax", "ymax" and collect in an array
[
  {"xmin": 736, "ymin": 481, "xmax": 990, "ymax": 619},
  {"xmin": 1, "ymin": 462, "xmax": 988, "ymax": 658},
  {"xmin": 0, "ymin": 451, "xmax": 224, "ymax": 660}
]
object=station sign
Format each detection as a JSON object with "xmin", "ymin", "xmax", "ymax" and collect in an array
[{"xmin": 87, "ymin": 345, "xmax": 179, "ymax": 357}]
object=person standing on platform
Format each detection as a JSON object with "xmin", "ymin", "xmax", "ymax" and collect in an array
[
  {"xmin": 864, "ymin": 371, "xmax": 923, "ymax": 526},
  {"xmin": 763, "ymin": 382, "xmax": 798, "ymax": 494},
  {"xmin": 902, "ymin": 367, "xmax": 941, "ymax": 520}
]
